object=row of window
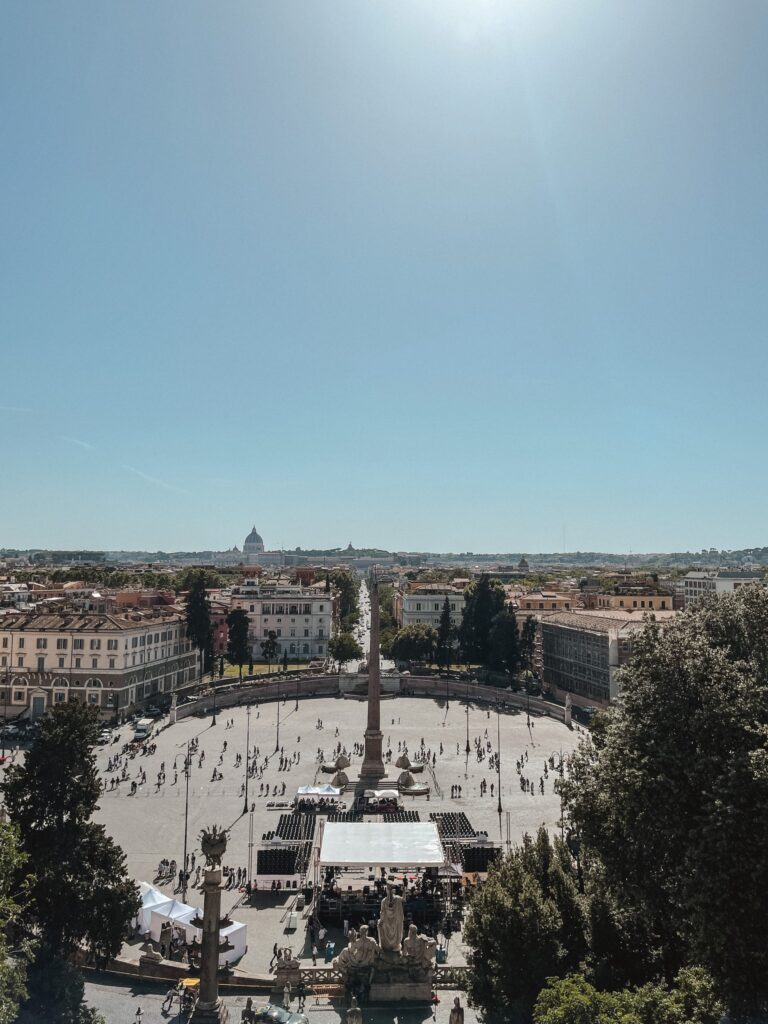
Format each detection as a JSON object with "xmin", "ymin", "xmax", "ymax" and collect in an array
[
  {"xmin": 245, "ymin": 603, "xmax": 326, "ymax": 615},
  {"xmin": 1, "ymin": 630, "xmax": 179, "ymax": 652},
  {"xmin": 261, "ymin": 628, "xmax": 324, "ymax": 638},
  {"xmin": 409, "ymin": 602, "xmax": 458, "ymax": 612}
]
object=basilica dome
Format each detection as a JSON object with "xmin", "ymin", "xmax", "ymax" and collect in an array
[{"xmin": 243, "ymin": 525, "xmax": 265, "ymax": 553}]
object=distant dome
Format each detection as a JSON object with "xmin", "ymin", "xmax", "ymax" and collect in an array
[{"xmin": 243, "ymin": 526, "xmax": 265, "ymax": 553}]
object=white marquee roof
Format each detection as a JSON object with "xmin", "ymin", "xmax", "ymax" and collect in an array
[{"xmin": 319, "ymin": 822, "xmax": 444, "ymax": 868}]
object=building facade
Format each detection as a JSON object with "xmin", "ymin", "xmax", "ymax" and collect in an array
[
  {"xmin": 540, "ymin": 610, "xmax": 677, "ymax": 704},
  {"xmin": 0, "ymin": 609, "xmax": 199, "ymax": 722},
  {"xmin": 399, "ymin": 585, "xmax": 465, "ymax": 633},
  {"xmin": 683, "ymin": 570, "xmax": 764, "ymax": 607},
  {"xmin": 230, "ymin": 581, "xmax": 333, "ymax": 661}
]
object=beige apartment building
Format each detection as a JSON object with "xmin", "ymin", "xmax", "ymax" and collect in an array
[{"xmin": 0, "ymin": 608, "xmax": 199, "ymax": 722}]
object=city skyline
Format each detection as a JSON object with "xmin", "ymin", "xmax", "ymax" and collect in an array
[{"xmin": 3, "ymin": 2, "xmax": 768, "ymax": 553}]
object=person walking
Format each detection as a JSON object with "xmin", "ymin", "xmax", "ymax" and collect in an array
[{"xmin": 312, "ymin": 944, "xmax": 318, "ymax": 966}]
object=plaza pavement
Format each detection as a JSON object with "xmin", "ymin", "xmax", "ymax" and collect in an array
[
  {"xmin": 82, "ymin": 976, "xmax": 478, "ymax": 1024},
  {"xmin": 92, "ymin": 693, "xmax": 584, "ymax": 977}
]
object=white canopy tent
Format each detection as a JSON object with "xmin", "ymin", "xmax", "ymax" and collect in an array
[
  {"xmin": 149, "ymin": 899, "xmax": 199, "ymax": 943},
  {"xmin": 319, "ymin": 822, "xmax": 444, "ymax": 869},
  {"xmin": 136, "ymin": 883, "xmax": 174, "ymax": 933},
  {"xmin": 297, "ymin": 784, "xmax": 341, "ymax": 797},
  {"xmin": 221, "ymin": 921, "xmax": 248, "ymax": 963},
  {"xmin": 140, "ymin": 889, "xmax": 248, "ymax": 966}
]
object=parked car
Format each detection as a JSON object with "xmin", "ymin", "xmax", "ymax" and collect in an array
[
  {"xmin": 96, "ymin": 730, "xmax": 112, "ymax": 745},
  {"xmin": 251, "ymin": 1004, "xmax": 308, "ymax": 1024}
]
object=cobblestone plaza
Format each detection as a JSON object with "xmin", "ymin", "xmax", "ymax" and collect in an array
[{"xmin": 92, "ymin": 692, "xmax": 583, "ymax": 979}]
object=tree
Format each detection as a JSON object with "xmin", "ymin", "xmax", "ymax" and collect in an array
[
  {"xmin": 281, "ymin": 651, "xmax": 288, "ymax": 673},
  {"xmin": 0, "ymin": 822, "xmax": 30, "ymax": 1024},
  {"xmin": 520, "ymin": 615, "xmax": 537, "ymax": 671},
  {"xmin": 328, "ymin": 631, "xmax": 363, "ymax": 673},
  {"xmin": 330, "ymin": 568, "xmax": 360, "ymax": 627},
  {"xmin": 464, "ymin": 828, "xmax": 586, "ymax": 1022},
  {"xmin": 261, "ymin": 631, "xmax": 278, "ymax": 673},
  {"xmin": 533, "ymin": 969, "xmax": 723, "ymax": 1024},
  {"xmin": 489, "ymin": 609, "xmax": 521, "ymax": 678},
  {"xmin": 185, "ymin": 571, "xmax": 214, "ymax": 676},
  {"xmin": 390, "ymin": 624, "xmax": 438, "ymax": 665},
  {"xmin": 3, "ymin": 703, "xmax": 138, "ymax": 1023},
  {"xmin": 436, "ymin": 597, "xmax": 455, "ymax": 671},
  {"xmin": 561, "ymin": 586, "xmax": 768, "ymax": 1014},
  {"xmin": 226, "ymin": 608, "xmax": 250, "ymax": 682},
  {"xmin": 458, "ymin": 575, "xmax": 506, "ymax": 665}
]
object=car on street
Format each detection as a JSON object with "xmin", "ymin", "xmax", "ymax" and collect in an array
[
  {"xmin": 250, "ymin": 1004, "xmax": 308, "ymax": 1024},
  {"xmin": 96, "ymin": 730, "xmax": 112, "ymax": 744}
]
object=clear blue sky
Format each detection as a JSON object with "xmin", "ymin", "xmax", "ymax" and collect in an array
[{"xmin": 2, "ymin": 1, "xmax": 767, "ymax": 554}]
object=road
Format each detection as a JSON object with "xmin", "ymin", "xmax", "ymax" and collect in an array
[{"xmin": 346, "ymin": 579, "xmax": 394, "ymax": 674}]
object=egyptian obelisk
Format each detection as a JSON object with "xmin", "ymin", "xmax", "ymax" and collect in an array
[{"xmin": 360, "ymin": 579, "xmax": 386, "ymax": 779}]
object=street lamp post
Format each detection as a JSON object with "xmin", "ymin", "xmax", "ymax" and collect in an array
[
  {"xmin": 242, "ymin": 704, "xmax": 251, "ymax": 815},
  {"xmin": 465, "ymin": 678, "xmax": 470, "ymax": 756},
  {"xmin": 181, "ymin": 741, "xmax": 191, "ymax": 903},
  {"xmin": 295, "ymin": 677, "xmax": 299, "ymax": 712},
  {"xmin": 274, "ymin": 676, "xmax": 281, "ymax": 754},
  {"xmin": 496, "ymin": 702, "xmax": 503, "ymax": 820}
]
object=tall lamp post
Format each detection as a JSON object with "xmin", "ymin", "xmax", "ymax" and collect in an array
[
  {"xmin": 274, "ymin": 676, "xmax": 281, "ymax": 754},
  {"xmin": 295, "ymin": 676, "xmax": 299, "ymax": 711},
  {"xmin": 496, "ymin": 702, "xmax": 502, "ymax": 820},
  {"xmin": 242, "ymin": 704, "xmax": 251, "ymax": 815},
  {"xmin": 181, "ymin": 741, "xmax": 191, "ymax": 903}
]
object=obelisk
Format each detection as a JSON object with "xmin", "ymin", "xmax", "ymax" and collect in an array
[{"xmin": 361, "ymin": 579, "xmax": 385, "ymax": 779}]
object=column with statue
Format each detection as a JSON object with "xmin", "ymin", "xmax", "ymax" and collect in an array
[{"xmin": 190, "ymin": 826, "xmax": 234, "ymax": 1024}]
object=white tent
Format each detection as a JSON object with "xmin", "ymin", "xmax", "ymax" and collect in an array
[
  {"xmin": 136, "ymin": 883, "xmax": 174, "ymax": 933},
  {"xmin": 297, "ymin": 784, "xmax": 341, "ymax": 796},
  {"xmin": 149, "ymin": 899, "xmax": 199, "ymax": 942},
  {"xmin": 319, "ymin": 822, "xmax": 444, "ymax": 868},
  {"xmin": 221, "ymin": 921, "xmax": 248, "ymax": 964}
]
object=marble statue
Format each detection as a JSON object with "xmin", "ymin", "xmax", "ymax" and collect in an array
[
  {"xmin": 346, "ymin": 997, "xmax": 363, "ymax": 1024},
  {"xmin": 402, "ymin": 924, "xmax": 437, "ymax": 970},
  {"xmin": 336, "ymin": 925, "xmax": 378, "ymax": 970},
  {"xmin": 449, "ymin": 997, "xmax": 464, "ymax": 1024},
  {"xmin": 377, "ymin": 885, "xmax": 404, "ymax": 951}
]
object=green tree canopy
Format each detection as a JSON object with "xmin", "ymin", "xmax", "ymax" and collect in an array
[
  {"xmin": 436, "ymin": 597, "xmax": 455, "ymax": 670},
  {"xmin": 225, "ymin": 607, "xmax": 250, "ymax": 680},
  {"xmin": 489, "ymin": 608, "xmax": 521, "ymax": 677},
  {"xmin": 330, "ymin": 568, "xmax": 360, "ymax": 626},
  {"xmin": 184, "ymin": 570, "xmax": 214, "ymax": 672},
  {"xmin": 390, "ymin": 623, "xmax": 438, "ymax": 664},
  {"xmin": 328, "ymin": 631, "xmax": 363, "ymax": 672},
  {"xmin": 459, "ymin": 574, "xmax": 506, "ymax": 665},
  {"xmin": 260, "ymin": 631, "xmax": 278, "ymax": 670},
  {"xmin": 464, "ymin": 828, "xmax": 586, "ymax": 1022},
  {"xmin": 0, "ymin": 822, "xmax": 30, "ymax": 1024},
  {"xmin": 562, "ymin": 586, "xmax": 768, "ymax": 1013},
  {"xmin": 2, "ymin": 702, "xmax": 139, "ymax": 961}
]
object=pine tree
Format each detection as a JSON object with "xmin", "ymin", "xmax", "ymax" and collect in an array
[
  {"xmin": 226, "ymin": 608, "xmax": 250, "ymax": 682},
  {"xmin": 437, "ymin": 597, "xmax": 455, "ymax": 671},
  {"xmin": 185, "ymin": 570, "xmax": 214, "ymax": 675}
]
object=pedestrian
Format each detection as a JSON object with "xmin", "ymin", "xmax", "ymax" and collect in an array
[
  {"xmin": 312, "ymin": 944, "xmax": 318, "ymax": 966},
  {"xmin": 162, "ymin": 984, "xmax": 176, "ymax": 1011}
]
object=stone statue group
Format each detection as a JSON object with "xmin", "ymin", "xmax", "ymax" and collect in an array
[{"xmin": 335, "ymin": 885, "xmax": 437, "ymax": 980}]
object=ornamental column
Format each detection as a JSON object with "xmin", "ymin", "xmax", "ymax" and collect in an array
[{"xmin": 190, "ymin": 827, "xmax": 233, "ymax": 1024}]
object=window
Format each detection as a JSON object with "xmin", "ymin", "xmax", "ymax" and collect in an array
[
  {"xmin": 0, "ymin": 656, "xmax": 5, "ymax": 668},
  {"xmin": 92, "ymin": 658, "xmax": 98, "ymax": 669},
  {"xmin": 318, "ymin": 644, "xmax": 324, "ymax": 654},
  {"xmin": 90, "ymin": 639, "xmax": 101, "ymax": 650},
  {"xmin": 58, "ymin": 657, "xmax": 65, "ymax": 668},
  {"xmin": 37, "ymin": 657, "xmax": 45, "ymax": 672},
  {"xmin": 304, "ymin": 629, "xmax": 309, "ymax": 637},
  {"xmin": 250, "ymin": 604, "xmax": 255, "ymax": 612},
  {"xmin": 17, "ymin": 657, "xmax": 23, "ymax": 668},
  {"xmin": 14, "ymin": 691, "xmax": 24, "ymax": 701},
  {"xmin": 131, "ymin": 638, "xmax": 138, "ymax": 648},
  {"xmin": 88, "ymin": 692, "xmax": 99, "ymax": 705},
  {"xmin": 290, "ymin": 629, "xmax": 295, "ymax": 637},
  {"xmin": 318, "ymin": 628, "xmax": 324, "ymax": 638},
  {"xmin": 1, "ymin": 638, "xmax": 7, "ymax": 648},
  {"xmin": 56, "ymin": 638, "xmax": 68, "ymax": 650},
  {"xmin": 276, "ymin": 629, "xmax": 282, "ymax": 637},
  {"xmin": 17, "ymin": 638, "xmax": 24, "ymax": 650},
  {"xmin": 55, "ymin": 691, "xmax": 66, "ymax": 703},
  {"xmin": 263, "ymin": 629, "xmax": 269, "ymax": 637},
  {"xmin": 107, "ymin": 639, "xmax": 118, "ymax": 650},
  {"xmin": 434, "ymin": 604, "xmax": 440, "ymax": 611},
  {"xmin": 75, "ymin": 657, "xmax": 81, "ymax": 668},
  {"xmin": 73, "ymin": 638, "xmax": 84, "ymax": 650},
  {"xmin": 109, "ymin": 657, "xmax": 115, "ymax": 669},
  {"xmin": 319, "ymin": 605, "xmax": 325, "ymax": 612},
  {"xmin": 416, "ymin": 603, "xmax": 422, "ymax": 611}
]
